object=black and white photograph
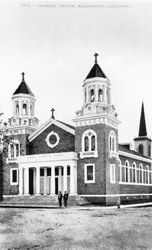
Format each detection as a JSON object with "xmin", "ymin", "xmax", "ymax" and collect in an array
[{"xmin": 0, "ymin": 0, "xmax": 152, "ymax": 249}]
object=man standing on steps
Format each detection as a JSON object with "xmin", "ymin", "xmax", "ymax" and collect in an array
[
  {"xmin": 58, "ymin": 191, "xmax": 63, "ymax": 207},
  {"xmin": 63, "ymin": 191, "xmax": 69, "ymax": 207}
]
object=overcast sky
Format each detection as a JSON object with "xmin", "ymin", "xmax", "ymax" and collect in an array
[{"xmin": 0, "ymin": 1, "xmax": 152, "ymax": 143}]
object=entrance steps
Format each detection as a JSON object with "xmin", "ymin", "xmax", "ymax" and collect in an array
[{"xmin": 0, "ymin": 195, "xmax": 89, "ymax": 208}]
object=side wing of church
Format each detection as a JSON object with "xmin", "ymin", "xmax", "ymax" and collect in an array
[{"xmin": 2, "ymin": 54, "xmax": 152, "ymax": 205}]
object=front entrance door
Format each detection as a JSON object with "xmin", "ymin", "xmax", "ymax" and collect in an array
[
  {"xmin": 29, "ymin": 168, "xmax": 34, "ymax": 195},
  {"xmin": 55, "ymin": 177, "xmax": 58, "ymax": 195}
]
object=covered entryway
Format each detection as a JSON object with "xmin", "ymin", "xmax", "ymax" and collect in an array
[{"xmin": 18, "ymin": 152, "xmax": 78, "ymax": 196}]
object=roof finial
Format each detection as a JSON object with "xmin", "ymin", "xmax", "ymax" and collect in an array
[
  {"xmin": 21, "ymin": 72, "xmax": 25, "ymax": 82},
  {"xmin": 94, "ymin": 53, "xmax": 99, "ymax": 64},
  {"xmin": 51, "ymin": 108, "xmax": 55, "ymax": 119}
]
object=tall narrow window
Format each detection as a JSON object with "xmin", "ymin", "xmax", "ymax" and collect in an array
[
  {"xmin": 10, "ymin": 168, "xmax": 18, "ymax": 185},
  {"xmin": 84, "ymin": 136, "xmax": 89, "ymax": 151},
  {"xmin": 125, "ymin": 161, "xmax": 129, "ymax": 182},
  {"xmin": 148, "ymin": 145, "xmax": 151, "ymax": 157},
  {"xmin": 139, "ymin": 165, "xmax": 143, "ymax": 183},
  {"xmin": 23, "ymin": 103, "xmax": 27, "ymax": 115},
  {"xmin": 11, "ymin": 144, "xmax": 14, "ymax": 158},
  {"xmin": 16, "ymin": 144, "xmax": 19, "ymax": 157},
  {"xmin": 109, "ymin": 131, "xmax": 116, "ymax": 153},
  {"xmin": 146, "ymin": 166, "xmax": 149, "ymax": 184},
  {"xmin": 84, "ymin": 164, "xmax": 95, "ymax": 183},
  {"xmin": 132, "ymin": 163, "xmax": 136, "ymax": 183},
  {"xmin": 143, "ymin": 166, "xmax": 146, "ymax": 184},
  {"xmin": 90, "ymin": 89, "xmax": 95, "ymax": 102},
  {"xmin": 16, "ymin": 103, "xmax": 19, "ymax": 115},
  {"xmin": 138, "ymin": 144, "xmax": 144, "ymax": 155},
  {"xmin": 91, "ymin": 135, "xmax": 95, "ymax": 151},
  {"xmin": 98, "ymin": 89, "xmax": 102, "ymax": 102}
]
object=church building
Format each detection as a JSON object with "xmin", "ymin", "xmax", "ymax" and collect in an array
[{"xmin": 2, "ymin": 54, "xmax": 152, "ymax": 205}]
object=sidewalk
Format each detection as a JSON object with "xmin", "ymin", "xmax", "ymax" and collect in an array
[{"xmin": 0, "ymin": 202, "xmax": 152, "ymax": 209}]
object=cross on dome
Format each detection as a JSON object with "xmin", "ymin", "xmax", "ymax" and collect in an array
[
  {"xmin": 21, "ymin": 72, "xmax": 25, "ymax": 82},
  {"xmin": 94, "ymin": 53, "xmax": 99, "ymax": 64}
]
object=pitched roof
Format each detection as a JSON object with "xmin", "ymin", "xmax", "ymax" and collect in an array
[
  {"xmin": 29, "ymin": 118, "xmax": 75, "ymax": 142},
  {"xmin": 85, "ymin": 63, "xmax": 107, "ymax": 80},
  {"xmin": 138, "ymin": 102, "xmax": 147, "ymax": 137},
  {"xmin": 13, "ymin": 72, "xmax": 34, "ymax": 96},
  {"xmin": 119, "ymin": 144, "xmax": 150, "ymax": 160}
]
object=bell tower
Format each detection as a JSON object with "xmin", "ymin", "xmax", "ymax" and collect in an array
[
  {"xmin": 8, "ymin": 73, "xmax": 39, "ymax": 155},
  {"xmin": 73, "ymin": 54, "xmax": 120, "ymax": 205}
]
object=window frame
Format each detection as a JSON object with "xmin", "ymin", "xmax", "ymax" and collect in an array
[
  {"xmin": 10, "ymin": 168, "xmax": 18, "ymax": 185},
  {"xmin": 84, "ymin": 164, "xmax": 95, "ymax": 184}
]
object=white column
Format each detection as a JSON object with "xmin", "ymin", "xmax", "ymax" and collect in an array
[
  {"xmin": 19, "ymin": 167, "xmax": 23, "ymax": 195},
  {"xmin": 63, "ymin": 165, "xmax": 67, "ymax": 192},
  {"xmin": 70, "ymin": 164, "xmax": 75, "ymax": 194},
  {"xmin": 59, "ymin": 167, "xmax": 62, "ymax": 192},
  {"xmin": 74, "ymin": 165, "xmax": 77, "ymax": 194},
  {"xmin": 24, "ymin": 167, "xmax": 29, "ymax": 195},
  {"xmin": 44, "ymin": 168, "xmax": 47, "ymax": 195},
  {"xmin": 51, "ymin": 166, "xmax": 55, "ymax": 194},
  {"xmin": 36, "ymin": 167, "xmax": 40, "ymax": 195}
]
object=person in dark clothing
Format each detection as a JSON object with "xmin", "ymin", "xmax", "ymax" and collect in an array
[
  {"xmin": 58, "ymin": 191, "xmax": 63, "ymax": 207},
  {"xmin": 63, "ymin": 191, "xmax": 69, "ymax": 207}
]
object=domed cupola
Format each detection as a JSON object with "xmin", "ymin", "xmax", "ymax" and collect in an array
[
  {"xmin": 8, "ymin": 72, "xmax": 39, "ymax": 135},
  {"xmin": 75, "ymin": 53, "xmax": 117, "ymax": 117}
]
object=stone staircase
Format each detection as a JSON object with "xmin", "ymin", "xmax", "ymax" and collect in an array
[{"xmin": 0, "ymin": 195, "xmax": 90, "ymax": 208}]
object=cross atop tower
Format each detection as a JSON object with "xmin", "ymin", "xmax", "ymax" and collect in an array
[
  {"xmin": 21, "ymin": 72, "xmax": 25, "ymax": 82},
  {"xmin": 51, "ymin": 108, "xmax": 55, "ymax": 119},
  {"xmin": 94, "ymin": 53, "xmax": 99, "ymax": 64}
]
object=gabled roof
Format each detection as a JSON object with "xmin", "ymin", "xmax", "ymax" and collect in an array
[
  {"xmin": 13, "ymin": 72, "xmax": 34, "ymax": 96},
  {"xmin": 85, "ymin": 63, "xmax": 107, "ymax": 80},
  {"xmin": 138, "ymin": 102, "xmax": 147, "ymax": 137},
  {"xmin": 29, "ymin": 118, "xmax": 75, "ymax": 142}
]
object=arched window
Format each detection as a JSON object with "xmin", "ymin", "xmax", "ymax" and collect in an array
[
  {"xmin": 146, "ymin": 166, "xmax": 149, "ymax": 184},
  {"xmin": 82, "ymin": 130, "xmax": 97, "ymax": 153},
  {"xmin": 109, "ymin": 131, "xmax": 116, "ymax": 152},
  {"xmin": 9, "ymin": 140, "xmax": 20, "ymax": 158},
  {"xmin": 149, "ymin": 166, "xmax": 152, "ymax": 184},
  {"xmin": 132, "ymin": 163, "xmax": 136, "ymax": 183},
  {"xmin": 125, "ymin": 161, "xmax": 129, "ymax": 182},
  {"xmin": 119, "ymin": 159, "xmax": 122, "ymax": 182},
  {"xmin": 16, "ymin": 144, "xmax": 19, "ymax": 157},
  {"xmin": 136, "ymin": 165, "xmax": 140, "ymax": 183},
  {"xmin": 11, "ymin": 144, "xmax": 14, "ymax": 158},
  {"xmin": 84, "ymin": 136, "xmax": 89, "ymax": 151},
  {"xmin": 98, "ymin": 89, "xmax": 103, "ymax": 102},
  {"xmin": 143, "ymin": 166, "xmax": 146, "ymax": 184},
  {"xmin": 91, "ymin": 135, "xmax": 95, "ymax": 151},
  {"xmin": 23, "ymin": 103, "xmax": 27, "ymax": 115},
  {"xmin": 139, "ymin": 164, "xmax": 143, "ymax": 183},
  {"xmin": 90, "ymin": 89, "xmax": 95, "ymax": 102},
  {"xmin": 138, "ymin": 144, "xmax": 144, "ymax": 155},
  {"xmin": 16, "ymin": 103, "xmax": 19, "ymax": 115}
]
